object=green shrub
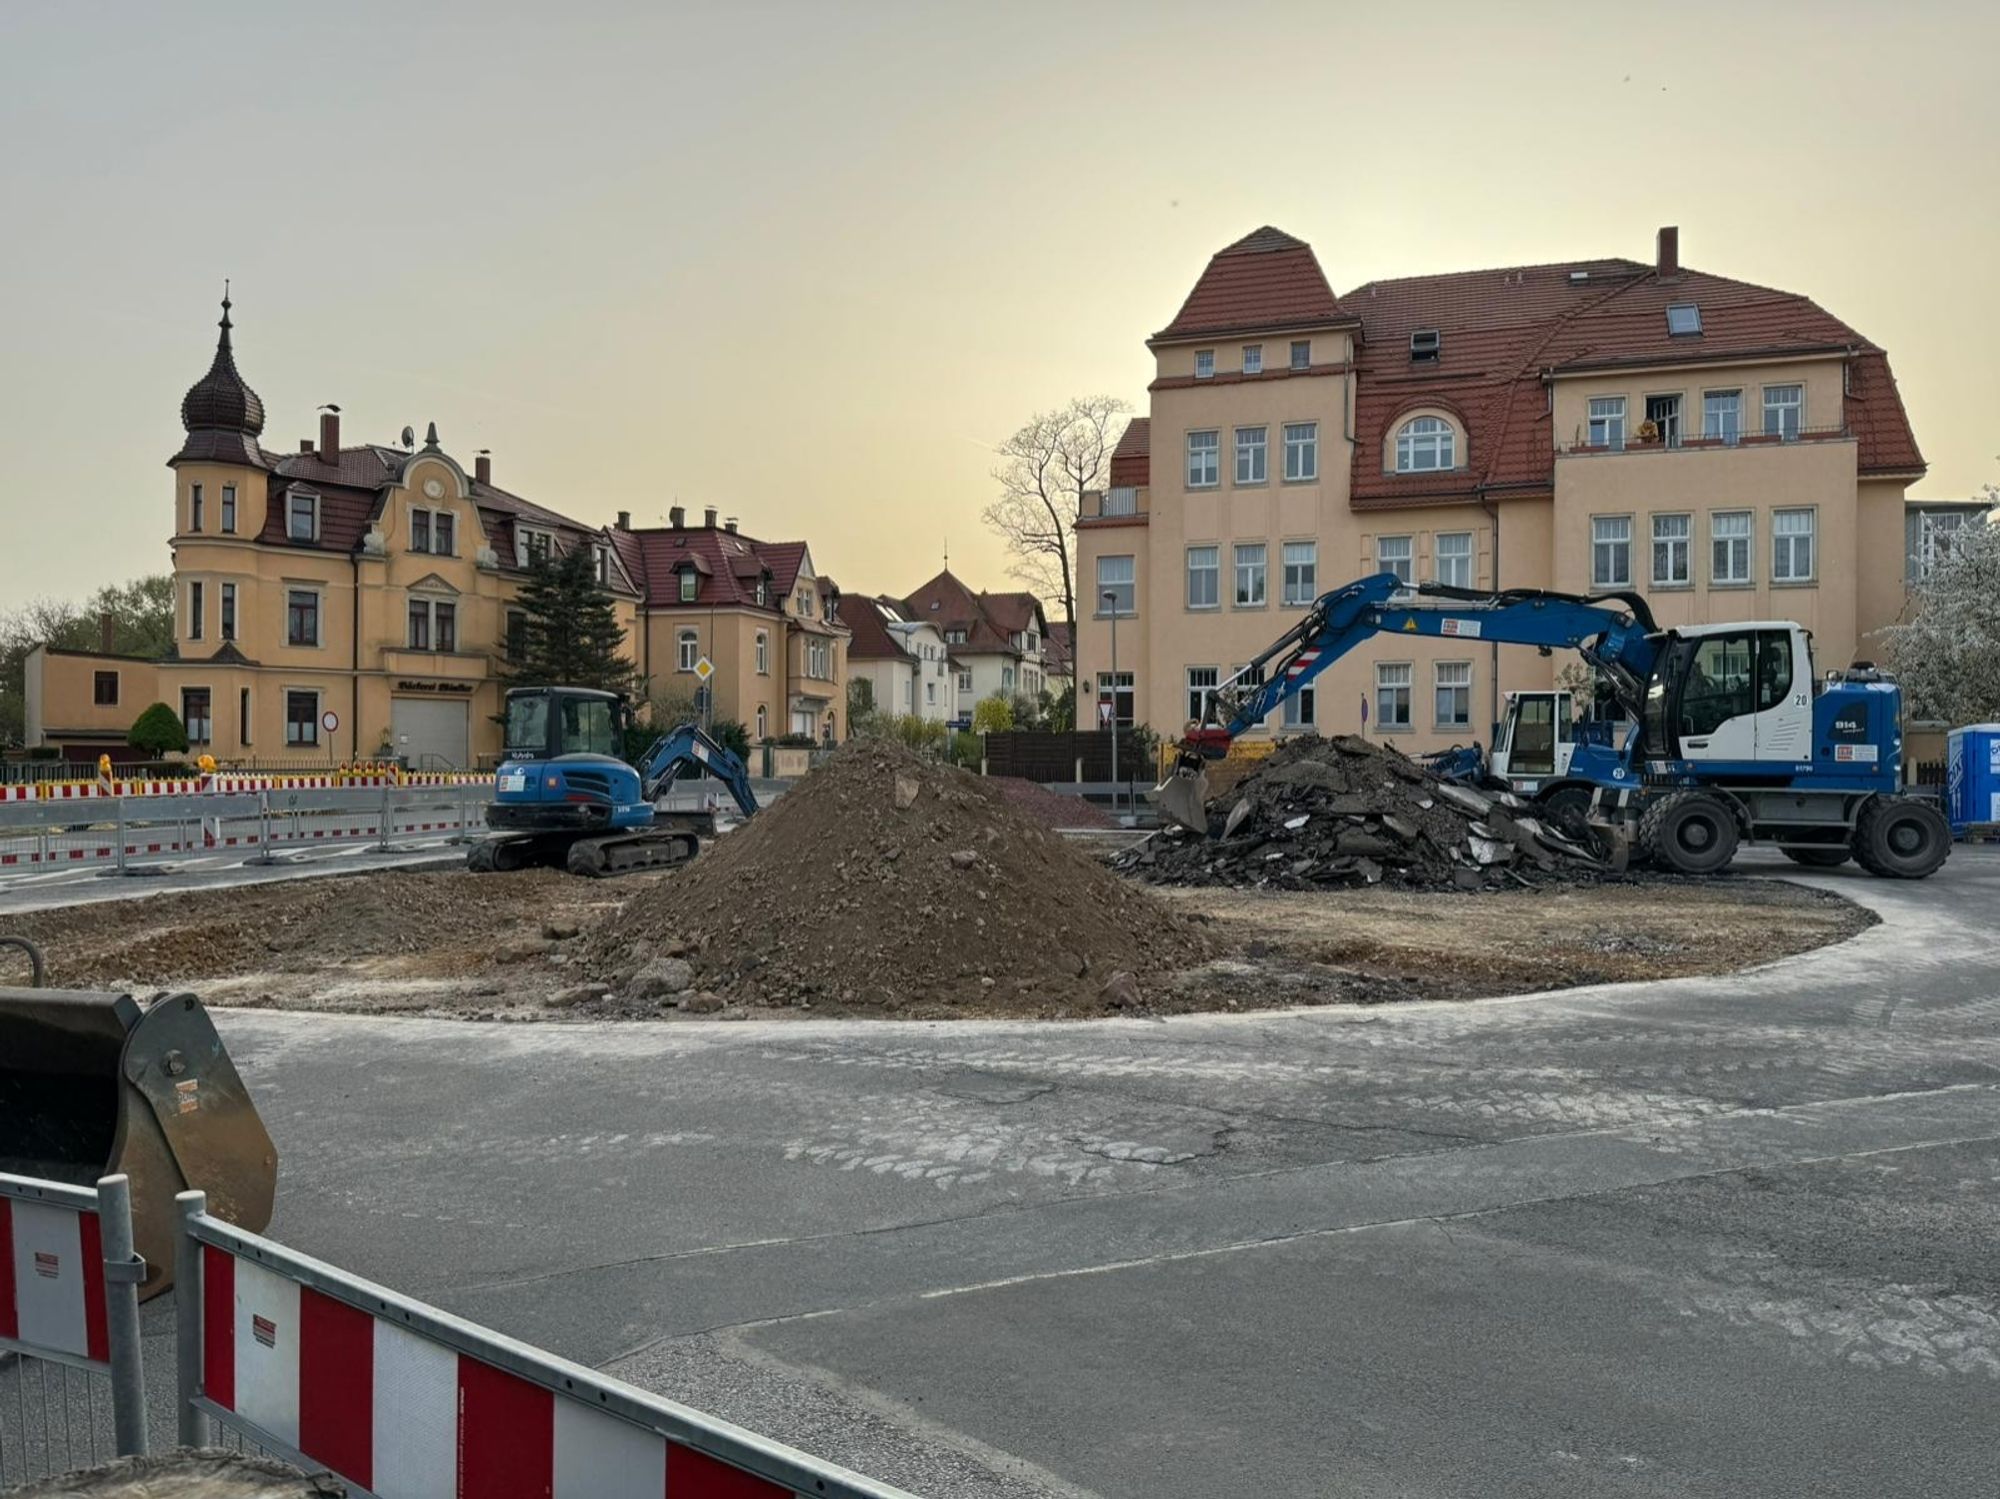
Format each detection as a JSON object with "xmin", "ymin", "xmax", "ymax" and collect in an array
[
  {"xmin": 972, "ymin": 694, "xmax": 1013, "ymax": 735},
  {"xmin": 127, "ymin": 702, "xmax": 188, "ymax": 756}
]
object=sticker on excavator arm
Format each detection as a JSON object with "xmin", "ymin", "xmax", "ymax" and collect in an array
[
  {"xmin": 1835, "ymin": 744, "xmax": 1878, "ymax": 762},
  {"xmin": 1440, "ymin": 618, "xmax": 1481, "ymax": 637}
]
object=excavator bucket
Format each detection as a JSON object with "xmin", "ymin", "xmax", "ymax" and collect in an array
[
  {"xmin": 0, "ymin": 986, "xmax": 277, "ymax": 1301},
  {"xmin": 1154, "ymin": 763, "xmax": 1211, "ymax": 835}
]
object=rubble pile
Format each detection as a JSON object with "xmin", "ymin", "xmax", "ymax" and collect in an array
[
  {"xmin": 587, "ymin": 741, "xmax": 1210, "ymax": 1015},
  {"xmin": 1122, "ymin": 734, "xmax": 1608, "ymax": 892}
]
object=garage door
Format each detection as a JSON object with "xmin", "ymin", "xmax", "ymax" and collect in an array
[{"xmin": 391, "ymin": 697, "xmax": 469, "ymax": 768}]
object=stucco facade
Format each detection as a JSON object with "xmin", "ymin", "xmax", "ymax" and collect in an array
[{"xmin": 1075, "ymin": 226, "xmax": 1928, "ymax": 751}]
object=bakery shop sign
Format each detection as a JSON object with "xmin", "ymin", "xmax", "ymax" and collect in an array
[{"xmin": 394, "ymin": 679, "xmax": 476, "ymax": 694}]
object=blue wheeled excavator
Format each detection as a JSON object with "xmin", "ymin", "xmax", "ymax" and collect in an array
[
  {"xmin": 468, "ymin": 685, "xmax": 759, "ymax": 877},
  {"xmin": 1159, "ymin": 571, "xmax": 1951, "ymax": 879}
]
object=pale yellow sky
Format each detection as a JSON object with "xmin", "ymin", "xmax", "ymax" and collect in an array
[{"xmin": 2, "ymin": 0, "xmax": 1994, "ymax": 606}]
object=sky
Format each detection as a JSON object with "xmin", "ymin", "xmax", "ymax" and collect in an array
[{"xmin": 2, "ymin": 0, "xmax": 1995, "ymax": 606}]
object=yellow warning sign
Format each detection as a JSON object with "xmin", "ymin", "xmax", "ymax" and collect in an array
[{"xmin": 1402, "ymin": 618, "xmax": 1418, "ymax": 631}]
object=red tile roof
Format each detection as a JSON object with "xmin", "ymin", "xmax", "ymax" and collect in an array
[
  {"xmin": 841, "ymin": 597, "xmax": 912, "ymax": 661},
  {"xmin": 1109, "ymin": 418, "xmax": 1150, "ymax": 488},
  {"xmin": 628, "ymin": 525, "xmax": 809, "ymax": 612},
  {"xmin": 1043, "ymin": 621, "xmax": 1073, "ymax": 676},
  {"xmin": 1153, "ymin": 227, "xmax": 1357, "ymax": 343},
  {"xmin": 900, "ymin": 569, "xmax": 1049, "ymax": 656}
]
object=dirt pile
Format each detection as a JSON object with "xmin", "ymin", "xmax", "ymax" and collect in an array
[
  {"xmin": 1123, "ymin": 734, "xmax": 1608, "ymax": 892},
  {"xmin": 584, "ymin": 742, "xmax": 1209, "ymax": 1014}
]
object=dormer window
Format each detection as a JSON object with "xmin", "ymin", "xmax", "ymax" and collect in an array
[
  {"xmin": 1241, "ymin": 345, "xmax": 1263, "ymax": 375},
  {"xmin": 755, "ymin": 572, "xmax": 771, "ymax": 607},
  {"xmin": 515, "ymin": 526, "xmax": 553, "ymax": 567},
  {"xmin": 287, "ymin": 488, "xmax": 319, "ymax": 542},
  {"xmin": 1410, "ymin": 328, "xmax": 1441, "ymax": 362},
  {"xmin": 1194, "ymin": 349, "xmax": 1215, "ymax": 380},
  {"xmin": 594, "ymin": 544, "xmax": 611, "ymax": 586},
  {"xmin": 1666, "ymin": 303, "xmax": 1702, "ymax": 336},
  {"xmin": 678, "ymin": 566, "xmax": 697, "ymax": 603}
]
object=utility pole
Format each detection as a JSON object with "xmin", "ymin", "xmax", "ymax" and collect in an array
[{"xmin": 1103, "ymin": 588, "xmax": 1121, "ymax": 824}]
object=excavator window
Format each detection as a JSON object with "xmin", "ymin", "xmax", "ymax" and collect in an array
[
  {"xmin": 505, "ymin": 692, "xmax": 550, "ymax": 757},
  {"xmin": 1681, "ymin": 633, "xmax": 1755, "ymax": 736},
  {"xmin": 1755, "ymin": 631, "xmax": 1794, "ymax": 711},
  {"xmin": 1512, "ymin": 695, "xmax": 1557, "ymax": 775},
  {"xmin": 560, "ymin": 696, "xmax": 621, "ymax": 757}
]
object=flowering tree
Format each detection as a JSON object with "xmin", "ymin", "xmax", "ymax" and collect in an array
[{"xmin": 1878, "ymin": 495, "xmax": 1998, "ymax": 723}]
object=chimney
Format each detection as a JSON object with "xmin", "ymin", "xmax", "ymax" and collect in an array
[
  {"xmin": 703, "ymin": 506, "xmax": 718, "ymax": 529},
  {"xmin": 615, "ymin": 510, "xmax": 631, "ymax": 531},
  {"xmin": 669, "ymin": 505, "xmax": 685, "ymax": 529},
  {"xmin": 99, "ymin": 612, "xmax": 115, "ymax": 654},
  {"xmin": 724, "ymin": 516, "xmax": 738, "ymax": 533},
  {"xmin": 299, "ymin": 439, "xmax": 315, "ymax": 454},
  {"xmin": 318, "ymin": 408, "xmax": 340, "ymax": 461},
  {"xmin": 475, "ymin": 450, "xmax": 492, "ymax": 486},
  {"xmin": 1656, "ymin": 225, "xmax": 1679, "ymax": 279}
]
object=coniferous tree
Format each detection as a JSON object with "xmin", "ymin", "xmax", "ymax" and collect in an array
[{"xmin": 504, "ymin": 546, "xmax": 639, "ymax": 696}]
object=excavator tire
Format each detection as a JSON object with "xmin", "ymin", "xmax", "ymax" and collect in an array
[
  {"xmin": 1537, "ymin": 785, "xmax": 1595, "ymax": 844},
  {"xmin": 1781, "ymin": 847, "xmax": 1853, "ymax": 869},
  {"xmin": 1850, "ymin": 796, "xmax": 1951, "ymax": 880},
  {"xmin": 1640, "ymin": 790, "xmax": 1740, "ymax": 875}
]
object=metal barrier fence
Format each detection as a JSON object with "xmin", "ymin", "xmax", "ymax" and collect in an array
[
  {"xmin": 0, "ymin": 1173, "xmax": 148, "ymax": 1486},
  {"xmin": 0, "ymin": 785, "xmax": 488, "ymax": 873},
  {"xmin": 175, "ymin": 1190, "xmax": 914, "ymax": 1499}
]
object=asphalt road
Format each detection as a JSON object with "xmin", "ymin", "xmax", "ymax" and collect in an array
[{"xmin": 17, "ymin": 849, "xmax": 2000, "ymax": 1495}]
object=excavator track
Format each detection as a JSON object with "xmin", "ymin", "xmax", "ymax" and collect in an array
[{"xmin": 563, "ymin": 829, "xmax": 702, "ymax": 878}]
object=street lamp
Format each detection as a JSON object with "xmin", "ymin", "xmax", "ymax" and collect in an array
[{"xmin": 1102, "ymin": 588, "xmax": 1122, "ymax": 823}]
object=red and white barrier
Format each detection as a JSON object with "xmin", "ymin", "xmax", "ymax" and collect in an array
[
  {"xmin": 0, "ymin": 1194, "xmax": 111, "ymax": 1366},
  {"xmin": 203, "ymin": 1248, "xmax": 791, "ymax": 1497},
  {"xmin": 0, "ymin": 773, "xmax": 494, "ymax": 803}
]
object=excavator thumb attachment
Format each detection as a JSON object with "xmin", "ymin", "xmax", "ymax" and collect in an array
[
  {"xmin": 0, "ymin": 988, "xmax": 277, "ymax": 1301},
  {"xmin": 1154, "ymin": 762, "xmax": 1212, "ymax": 835}
]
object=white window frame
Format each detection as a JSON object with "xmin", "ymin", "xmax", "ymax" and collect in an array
[
  {"xmin": 1703, "ymin": 389, "xmax": 1742, "ymax": 445},
  {"xmin": 1587, "ymin": 396, "xmax": 1627, "ymax": 451},
  {"xmin": 755, "ymin": 705, "xmax": 767, "ymax": 740},
  {"xmin": 679, "ymin": 567, "xmax": 698, "ymax": 603},
  {"xmin": 1282, "ymin": 685, "xmax": 1316, "ymax": 729},
  {"xmin": 1377, "ymin": 535, "xmax": 1413, "ymax": 585},
  {"xmin": 286, "ymin": 489, "xmax": 318, "ymax": 542},
  {"xmin": 1234, "ymin": 426, "xmax": 1268, "ymax": 486},
  {"xmin": 1711, "ymin": 510, "xmax": 1753, "ymax": 585},
  {"xmin": 1395, "ymin": 416, "xmax": 1455, "ymax": 473},
  {"xmin": 1281, "ymin": 540, "xmax": 1317, "ymax": 605},
  {"xmin": 1233, "ymin": 543, "xmax": 1267, "ymax": 607},
  {"xmin": 515, "ymin": 525, "xmax": 554, "ymax": 567},
  {"xmin": 1194, "ymin": 349, "xmax": 1215, "ymax": 380},
  {"xmin": 1375, "ymin": 662, "xmax": 1412, "ymax": 730},
  {"xmin": 1241, "ymin": 344, "xmax": 1263, "ymax": 376},
  {"xmin": 1186, "ymin": 430, "xmax": 1219, "ymax": 489},
  {"xmin": 1644, "ymin": 392, "xmax": 1683, "ymax": 448},
  {"xmin": 1772, "ymin": 507, "xmax": 1816, "ymax": 583},
  {"xmin": 957, "ymin": 669, "xmax": 973, "ymax": 693},
  {"xmin": 755, "ymin": 630, "xmax": 769, "ymax": 674},
  {"xmin": 1096, "ymin": 671, "xmax": 1135, "ymax": 729},
  {"xmin": 676, "ymin": 628, "xmax": 699, "ymax": 672},
  {"xmin": 1434, "ymin": 661, "xmax": 1472, "ymax": 729},
  {"xmin": 1763, "ymin": 384, "xmax": 1804, "ymax": 441},
  {"xmin": 1652, "ymin": 513, "xmax": 1692, "ymax": 587},
  {"xmin": 1290, "ymin": 340, "xmax": 1311, "ymax": 371},
  {"xmin": 1103, "ymin": 486, "xmax": 1138, "ymax": 516},
  {"xmin": 1097, "ymin": 554, "xmax": 1136, "ymax": 616},
  {"xmin": 1186, "ymin": 546, "xmax": 1218, "ymax": 610},
  {"xmin": 1185, "ymin": 666, "xmax": 1218, "ymax": 724},
  {"xmin": 1435, "ymin": 531, "xmax": 1474, "ymax": 589},
  {"xmin": 1591, "ymin": 515, "xmax": 1633, "ymax": 588},
  {"xmin": 593, "ymin": 544, "xmax": 611, "ymax": 585},
  {"xmin": 1282, "ymin": 422, "xmax": 1319, "ymax": 482}
]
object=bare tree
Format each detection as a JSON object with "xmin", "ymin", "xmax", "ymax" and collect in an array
[{"xmin": 983, "ymin": 395, "xmax": 1130, "ymax": 719}]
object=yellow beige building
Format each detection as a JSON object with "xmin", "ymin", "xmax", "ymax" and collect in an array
[
  {"xmin": 28, "ymin": 298, "xmax": 846, "ymax": 765},
  {"xmin": 1076, "ymin": 226, "xmax": 1941, "ymax": 751}
]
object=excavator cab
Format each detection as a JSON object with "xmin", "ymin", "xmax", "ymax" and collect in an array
[{"xmin": 0, "ymin": 942, "xmax": 277, "ymax": 1300}]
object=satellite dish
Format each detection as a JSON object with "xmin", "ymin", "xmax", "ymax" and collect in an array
[{"xmin": 400, "ymin": 426, "xmax": 416, "ymax": 449}]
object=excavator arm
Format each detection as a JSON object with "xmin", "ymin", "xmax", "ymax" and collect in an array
[{"xmin": 636, "ymin": 724, "xmax": 760, "ymax": 818}]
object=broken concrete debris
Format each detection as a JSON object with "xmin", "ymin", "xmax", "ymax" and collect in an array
[{"xmin": 1124, "ymin": 733, "xmax": 1607, "ymax": 891}]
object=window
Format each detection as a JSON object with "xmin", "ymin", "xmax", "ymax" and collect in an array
[
  {"xmin": 1652, "ymin": 514, "xmax": 1691, "ymax": 586},
  {"xmin": 1282, "ymin": 541, "xmax": 1317, "ymax": 605},
  {"xmin": 677, "ymin": 629, "xmax": 698, "ymax": 671},
  {"xmin": 188, "ymin": 580, "xmax": 204, "ymax": 641},
  {"xmin": 1096, "ymin": 671, "xmax": 1134, "ymax": 729},
  {"xmin": 285, "ymin": 690, "xmax": 319, "ymax": 747},
  {"xmin": 1186, "ymin": 666, "xmax": 1218, "ymax": 723},
  {"xmin": 1194, "ymin": 350, "xmax": 1215, "ymax": 380},
  {"xmin": 755, "ymin": 630, "xmax": 769, "ymax": 674},
  {"xmin": 1711, "ymin": 511, "xmax": 1752, "ymax": 584},
  {"xmin": 1290, "ymin": 340, "xmax": 1311, "ymax": 370},
  {"xmin": 436, "ymin": 602, "xmax": 456, "ymax": 652},
  {"xmin": 288, "ymin": 491, "xmax": 317, "ymax": 541},
  {"xmin": 221, "ymin": 485, "xmax": 236, "ymax": 534},
  {"xmin": 1908, "ymin": 510, "xmax": 1970, "ymax": 582},
  {"xmin": 1283, "ymin": 422, "xmax": 1319, "ymax": 481},
  {"xmin": 516, "ymin": 528, "xmax": 552, "ymax": 567},
  {"xmin": 1103, "ymin": 486, "xmax": 1138, "ymax": 516},
  {"xmin": 1185, "ymin": 546, "xmax": 1219, "ymax": 609},
  {"xmin": 679, "ymin": 567, "xmax": 697, "ymax": 603},
  {"xmin": 1763, "ymin": 384, "xmax": 1803, "ymax": 441},
  {"xmin": 755, "ymin": 575, "xmax": 770, "ymax": 607},
  {"xmin": 287, "ymin": 589, "xmax": 319, "ymax": 646},
  {"xmin": 412, "ymin": 510, "xmax": 430, "ymax": 553},
  {"xmin": 1097, "ymin": 554, "xmax": 1135, "ymax": 615},
  {"xmin": 1282, "ymin": 686, "xmax": 1315, "ymax": 729},
  {"xmin": 1395, "ymin": 416, "xmax": 1455, "ymax": 472},
  {"xmin": 1435, "ymin": 662, "xmax": 1472, "ymax": 727},
  {"xmin": 1375, "ymin": 664, "xmax": 1411, "ymax": 729},
  {"xmin": 808, "ymin": 639, "xmax": 831, "ymax": 679},
  {"xmin": 1436, "ymin": 532, "xmax": 1473, "ymax": 589},
  {"xmin": 220, "ymin": 583, "xmax": 237, "ymax": 641},
  {"xmin": 1645, "ymin": 393, "xmax": 1681, "ymax": 448},
  {"xmin": 1186, "ymin": 430, "xmax": 1219, "ymax": 488},
  {"xmin": 1409, "ymin": 328, "xmax": 1441, "ymax": 362},
  {"xmin": 1587, "ymin": 396, "xmax": 1626, "ymax": 451},
  {"xmin": 1755, "ymin": 631, "xmax": 1794, "ymax": 712},
  {"xmin": 1703, "ymin": 390, "xmax": 1742, "ymax": 445},
  {"xmin": 796, "ymin": 587, "xmax": 814, "ymax": 617},
  {"xmin": 181, "ymin": 689, "xmax": 211, "ymax": 746},
  {"xmin": 239, "ymin": 688, "xmax": 250, "ymax": 745},
  {"xmin": 926, "ymin": 681, "xmax": 936, "ymax": 706},
  {"xmin": 1377, "ymin": 535, "xmax": 1413, "ymax": 585},
  {"xmin": 1235, "ymin": 426, "xmax": 1267, "ymax": 485},
  {"xmin": 93, "ymin": 671, "xmax": 118, "ymax": 706},
  {"xmin": 594, "ymin": 545, "xmax": 611, "ymax": 586},
  {"xmin": 957, "ymin": 670, "xmax": 973, "ymax": 692},
  {"xmin": 1591, "ymin": 516, "xmax": 1632, "ymax": 588},
  {"xmin": 1666, "ymin": 303, "xmax": 1702, "ymax": 336},
  {"xmin": 434, "ymin": 512, "xmax": 454, "ymax": 556},
  {"xmin": 1682, "ymin": 633, "xmax": 1756, "ymax": 736},
  {"xmin": 506, "ymin": 609, "xmax": 527, "ymax": 663},
  {"xmin": 1025, "ymin": 630, "xmax": 1039, "ymax": 652},
  {"xmin": 946, "ymin": 628, "xmax": 968, "ymax": 645},
  {"xmin": 1772, "ymin": 508, "xmax": 1815, "ymax": 582},
  {"xmin": 755, "ymin": 705, "xmax": 767, "ymax": 740},
  {"xmin": 1242, "ymin": 345, "xmax": 1263, "ymax": 375},
  {"xmin": 1233, "ymin": 543, "xmax": 1267, "ymax": 606},
  {"xmin": 190, "ymin": 483, "xmax": 204, "ymax": 533}
]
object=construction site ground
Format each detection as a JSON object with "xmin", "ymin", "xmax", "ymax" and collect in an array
[{"xmin": 1, "ymin": 864, "xmax": 1870, "ymax": 1019}]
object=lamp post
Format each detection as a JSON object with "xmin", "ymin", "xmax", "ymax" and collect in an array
[{"xmin": 1103, "ymin": 588, "xmax": 1121, "ymax": 822}]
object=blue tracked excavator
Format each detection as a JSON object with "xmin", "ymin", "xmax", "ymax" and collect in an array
[{"xmin": 1159, "ymin": 572, "xmax": 1950, "ymax": 879}]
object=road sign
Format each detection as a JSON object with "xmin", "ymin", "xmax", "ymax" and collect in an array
[
  {"xmin": 320, "ymin": 710, "xmax": 340, "ymax": 734},
  {"xmin": 1097, "ymin": 701, "xmax": 1114, "ymax": 728},
  {"xmin": 693, "ymin": 656, "xmax": 715, "ymax": 682}
]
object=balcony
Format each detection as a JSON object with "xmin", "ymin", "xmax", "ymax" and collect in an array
[
  {"xmin": 1080, "ymin": 486, "xmax": 1149, "ymax": 524},
  {"xmin": 1558, "ymin": 422, "xmax": 1851, "ymax": 458}
]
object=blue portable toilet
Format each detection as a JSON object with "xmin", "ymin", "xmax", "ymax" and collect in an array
[{"xmin": 1945, "ymin": 724, "xmax": 2000, "ymax": 835}]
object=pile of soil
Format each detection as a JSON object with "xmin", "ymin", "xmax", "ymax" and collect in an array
[
  {"xmin": 987, "ymin": 777, "xmax": 1116, "ymax": 830},
  {"xmin": 582, "ymin": 742, "xmax": 1209, "ymax": 1015},
  {"xmin": 1125, "ymin": 733, "xmax": 1606, "ymax": 892}
]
